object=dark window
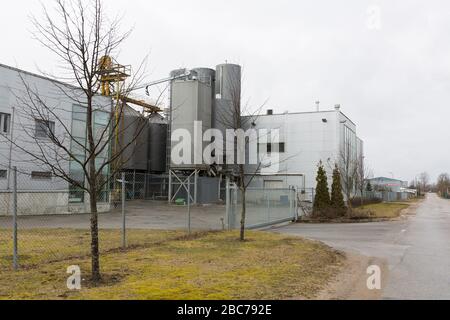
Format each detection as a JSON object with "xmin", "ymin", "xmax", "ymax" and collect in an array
[
  {"xmin": 69, "ymin": 185, "xmax": 84, "ymax": 203},
  {"xmin": 258, "ymin": 143, "xmax": 286, "ymax": 154},
  {"xmin": 35, "ymin": 120, "xmax": 55, "ymax": 138},
  {"xmin": 0, "ymin": 170, "xmax": 7, "ymax": 179},
  {"xmin": 31, "ymin": 171, "xmax": 52, "ymax": 180},
  {"xmin": 0, "ymin": 113, "xmax": 11, "ymax": 134}
]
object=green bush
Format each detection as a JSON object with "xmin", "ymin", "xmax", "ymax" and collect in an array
[
  {"xmin": 331, "ymin": 164, "xmax": 347, "ymax": 217},
  {"xmin": 313, "ymin": 161, "xmax": 331, "ymax": 217}
]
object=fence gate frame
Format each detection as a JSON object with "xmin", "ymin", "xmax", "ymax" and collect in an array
[
  {"xmin": 226, "ymin": 181, "xmax": 299, "ymax": 230},
  {"xmin": 168, "ymin": 170, "xmax": 199, "ymax": 205}
]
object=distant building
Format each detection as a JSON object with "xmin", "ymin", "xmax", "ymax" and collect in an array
[{"xmin": 367, "ymin": 177, "xmax": 408, "ymax": 192}]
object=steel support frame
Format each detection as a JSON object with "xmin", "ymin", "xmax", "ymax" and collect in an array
[{"xmin": 168, "ymin": 169, "xmax": 199, "ymax": 205}]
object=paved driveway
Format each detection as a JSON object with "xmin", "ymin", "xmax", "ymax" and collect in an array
[
  {"xmin": 0, "ymin": 201, "xmax": 226, "ymax": 231},
  {"xmin": 273, "ymin": 194, "xmax": 450, "ymax": 300}
]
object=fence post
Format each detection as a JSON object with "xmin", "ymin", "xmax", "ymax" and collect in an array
[
  {"xmin": 121, "ymin": 172, "xmax": 126, "ymax": 249},
  {"xmin": 291, "ymin": 188, "xmax": 297, "ymax": 222},
  {"xmin": 225, "ymin": 177, "xmax": 231, "ymax": 230},
  {"xmin": 132, "ymin": 171, "xmax": 136, "ymax": 200},
  {"xmin": 168, "ymin": 170, "xmax": 172, "ymax": 204},
  {"xmin": 187, "ymin": 175, "xmax": 191, "ymax": 235},
  {"xmin": 12, "ymin": 166, "xmax": 18, "ymax": 270}
]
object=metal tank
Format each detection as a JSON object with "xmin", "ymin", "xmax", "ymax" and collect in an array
[
  {"xmin": 191, "ymin": 68, "xmax": 215, "ymax": 87},
  {"xmin": 169, "ymin": 67, "xmax": 214, "ymax": 169},
  {"xmin": 213, "ymin": 64, "xmax": 242, "ymax": 132},
  {"xmin": 147, "ymin": 114, "xmax": 167, "ymax": 173},
  {"xmin": 170, "ymin": 68, "xmax": 190, "ymax": 80}
]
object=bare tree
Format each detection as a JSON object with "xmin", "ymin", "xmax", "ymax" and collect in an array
[
  {"xmin": 436, "ymin": 173, "xmax": 449, "ymax": 197},
  {"xmin": 214, "ymin": 66, "xmax": 270, "ymax": 241},
  {"xmin": 355, "ymin": 154, "xmax": 373, "ymax": 206},
  {"xmin": 2, "ymin": 0, "xmax": 152, "ymax": 282},
  {"xmin": 418, "ymin": 172, "xmax": 430, "ymax": 194},
  {"xmin": 337, "ymin": 138, "xmax": 358, "ymax": 209}
]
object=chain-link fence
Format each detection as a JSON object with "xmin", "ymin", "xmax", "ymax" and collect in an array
[
  {"xmin": 1, "ymin": 169, "xmax": 306, "ymax": 272},
  {"xmin": 362, "ymin": 191, "xmax": 415, "ymax": 202},
  {"xmin": 226, "ymin": 184, "xmax": 299, "ymax": 229},
  {"xmin": 111, "ymin": 172, "xmax": 170, "ymax": 202},
  {"xmin": 0, "ymin": 168, "xmax": 228, "ymax": 271}
]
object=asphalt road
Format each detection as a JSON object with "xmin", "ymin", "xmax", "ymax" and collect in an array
[{"xmin": 273, "ymin": 194, "xmax": 450, "ymax": 300}]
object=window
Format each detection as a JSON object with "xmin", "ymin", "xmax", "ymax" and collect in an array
[
  {"xmin": 35, "ymin": 119, "xmax": 55, "ymax": 138},
  {"xmin": 70, "ymin": 105, "xmax": 87, "ymax": 203},
  {"xmin": 258, "ymin": 143, "xmax": 286, "ymax": 154},
  {"xmin": 0, "ymin": 170, "xmax": 7, "ymax": 179},
  {"xmin": 72, "ymin": 120, "xmax": 87, "ymax": 139},
  {"xmin": 0, "ymin": 113, "xmax": 11, "ymax": 134},
  {"xmin": 94, "ymin": 111, "xmax": 109, "ymax": 125},
  {"xmin": 31, "ymin": 171, "xmax": 52, "ymax": 180}
]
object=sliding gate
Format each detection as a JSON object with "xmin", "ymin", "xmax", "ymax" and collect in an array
[{"xmin": 226, "ymin": 184, "xmax": 298, "ymax": 230}]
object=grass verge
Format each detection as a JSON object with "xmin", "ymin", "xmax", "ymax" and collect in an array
[
  {"xmin": 353, "ymin": 202, "xmax": 410, "ymax": 219},
  {"xmin": 0, "ymin": 230, "xmax": 343, "ymax": 300}
]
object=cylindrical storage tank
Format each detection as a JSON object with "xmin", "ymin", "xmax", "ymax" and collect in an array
[
  {"xmin": 170, "ymin": 67, "xmax": 213, "ymax": 170},
  {"xmin": 191, "ymin": 68, "xmax": 215, "ymax": 87},
  {"xmin": 213, "ymin": 64, "xmax": 242, "ymax": 131},
  {"xmin": 170, "ymin": 68, "xmax": 189, "ymax": 79},
  {"xmin": 148, "ymin": 120, "xmax": 167, "ymax": 173},
  {"xmin": 215, "ymin": 64, "xmax": 241, "ymax": 102}
]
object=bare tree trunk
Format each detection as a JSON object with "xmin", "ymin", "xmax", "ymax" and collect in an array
[
  {"xmin": 346, "ymin": 189, "xmax": 353, "ymax": 212},
  {"xmin": 240, "ymin": 186, "xmax": 246, "ymax": 241},
  {"xmin": 360, "ymin": 189, "xmax": 364, "ymax": 207},
  {"xmin": 239, "ymin": 164, "xmax": 247, "ymax": 241},
  {"xmin": 87, "ymin": 93, "xmax": 101, "ymax": 282},
  {"xmin": 89, "ymin": 190, "xmax": 101, "ymax": 282}
]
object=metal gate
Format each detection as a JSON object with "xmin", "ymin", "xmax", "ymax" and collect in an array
[{"xmin": 225, "ymin": 182, "xmax": 298, "ymax": 230}]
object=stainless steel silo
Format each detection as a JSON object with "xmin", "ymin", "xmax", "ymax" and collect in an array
[
  {"xmin": 169, "ymin": 67, "xmax": 214, "ymax": 169},
  {"xmin": 191, "ymin": 68, "xmax": 216, "ymax": 87},
  {"xmin": 213, "ymin": 64, "xmax": 242, "ymax": 132},
  {"xmin": 148, "ymin": 114, "xmax": 167, "ymax": 173}
]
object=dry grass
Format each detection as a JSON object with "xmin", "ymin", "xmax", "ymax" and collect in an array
[
  {"xmin": 0, "ymin": 230, "xmax": 343, "ymax": 300},
  {"xmin": 353, "ymin": 202, "xmax": 410, "ymax": 219},
  {"xmin": 0, "ymin": 229, "xmax": 183, "ymax": 271}
]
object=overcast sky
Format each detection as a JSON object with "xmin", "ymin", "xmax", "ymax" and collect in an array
[{"xmin": 1, "ymin": 0, "xmax": 449, "ymax": 183}]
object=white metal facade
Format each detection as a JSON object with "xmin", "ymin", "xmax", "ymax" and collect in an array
[
  {"xmin": 244, "ymin": 107, "xmax": 363, "ymax": 190},
  {"xmin": 0, "ymin": 64, "xmax": 112, "ymax": 214}
]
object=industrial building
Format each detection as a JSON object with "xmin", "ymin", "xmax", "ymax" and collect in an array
[
  {"xmin": 0, "ymin": 63, "xmax": 113, "ymax": 215},
  {"xmin": 367, "ymin": 177, "xmax": 409, "ymax": 192},
  {"xmin": 243, "ymin": 106, "xmax": 364, "ymax": 191},
  {"xmin": 0, "ymin": 60, "xmax": 365, "ymax": 213},
  {"xmin": 163, "ymin": 63, "xmax": 364, "ymax": 203}
]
